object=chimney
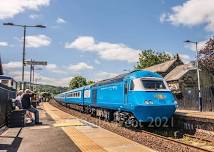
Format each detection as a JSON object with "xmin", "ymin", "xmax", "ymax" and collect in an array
[{"xmin": 176, "ymin": 53, "xmax": 180, "ymax": 60}]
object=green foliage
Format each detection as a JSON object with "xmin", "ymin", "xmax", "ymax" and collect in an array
[
  {"xmin": 33, "ymin": 84, "xmax": 66, "ymax": 95},
  {"xmin": 135, "ymin": 49, "xmax": 173, "ymax": 69},
  {"xmin": 69, "ymin": 76, "xmax": 87, "ymax": 89},
  {"xmin": 17, "ymin": 82, "xmax": 66, "ymax": 96},
  {"xmin": 87, "ymin": 80, "xmax": 95, "ymax": 85}
]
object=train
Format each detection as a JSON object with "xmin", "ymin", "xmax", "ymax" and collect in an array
[{"xmin": 54, "ymin": 70, "xmax": 177, "ymax": 127}]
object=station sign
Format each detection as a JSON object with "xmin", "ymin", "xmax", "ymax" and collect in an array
[{"xmin": 25, "ymin": 61, "xmax": 47, "ymax": 66}]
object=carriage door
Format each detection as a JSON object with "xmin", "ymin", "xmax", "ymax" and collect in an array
[
  {"xmin": 124, "ymin": 81, "xmax": 128, "ymax": 104},
  {"xmin": 92, "ymin": 89, "xmax": 97, "ymax": 106}
]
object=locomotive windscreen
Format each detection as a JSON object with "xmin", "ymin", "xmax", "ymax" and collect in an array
[{"xmin": 141, "ymin": 79, "xmax": 166, "ymax": 90}]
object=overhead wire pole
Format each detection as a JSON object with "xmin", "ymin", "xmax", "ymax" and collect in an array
[
  {"xmin": 185, "ymin": 40, "xmax": 202, "ymax": 112},
  {"xmin": 25, "ymin": 60, "xmax": 47, "ymax": 91},
  {"xmin": 33, "ymin": 67, "xmax": 43, "ymax": 84},
  {"xmin": 29, "ymin": 59, "xmax": 33, "ymax": 89},
  {"xmin": 22, "ymin": 26, "xmax": 26, "ymax": 90},
  {"xmin": 3, "ymin": 22, "xmax": 46, "ymax": 90}
]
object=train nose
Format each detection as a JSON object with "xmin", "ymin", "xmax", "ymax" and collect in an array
[{"xmin": 134, "ymin": 105, "xmax": 176, "ymax": 122}]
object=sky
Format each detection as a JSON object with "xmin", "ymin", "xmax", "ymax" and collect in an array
[{"xmin": 0, "ymin": 0, "xmax": 213, "ymax": 86}]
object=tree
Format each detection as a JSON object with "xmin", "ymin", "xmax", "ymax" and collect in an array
[
  {"xmin": 87, "ymin": 80, "xmax": 95, "ymax": 85},
  {"xmin": 199, "ymin": 38, "xmax": 214, "ymax": 74},
  {"xmin": 69, "ymin": 76, "xmax": 87, "ymax": 89},
  {"xmin": 135, "ymin": 49, "xmax": 172, "ymax": 69}
]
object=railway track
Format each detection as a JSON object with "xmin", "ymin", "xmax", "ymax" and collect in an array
[
  {"xmin": 184, "ymin": 134, "xmax": 214, "ymax": 143},
  {"xmin": 49, "ymin": 100, "xmax": 213, "ymax": 152}
]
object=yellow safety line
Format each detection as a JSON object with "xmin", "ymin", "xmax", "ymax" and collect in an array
[
  {"xmin": 62, "ymin": 127, "xmax": 107, "ymax": 152},
  {"xmin": 43, "ymin": 103, "xmax": 107, "ymax": 152}
]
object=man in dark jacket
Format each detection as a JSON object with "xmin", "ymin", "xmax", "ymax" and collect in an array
[{"xmin": 21, "ymin": 89, "xmax": 42, "ymax": 124}]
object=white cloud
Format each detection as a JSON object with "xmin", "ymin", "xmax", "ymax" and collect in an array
[
  {"xmin": 0, "ymin": 0, "xmax": 50, "ymax": 20},
  {"xmin": 161, "ymin": 0, "xmax": 214, "ymax": 32},
  {"xmin": 38, "ymin": 75, "xmax": 73, "ymax": 87},
  {"xmin": 65, "ymin": 36, "xmax": 139, "ymax": 63},
  {"xmin": 4, "ymin": 69, "xmax": 72, "ymax": 87},
  {"xmin": 3, "ymin": 61, "xmax": 22, "ymax": 70},
  {"xmin": 179, "ymin": 54, "xmax": 191, "ymax": 63},
  {"xmin": 0, "ymin": 42, "xmax": 8, "ymax": 47},
  {"xmin": 184, "ymin": 40, "xmax": 207, "ymax": 51},
  {"xmin": 68, "ymin": 62, "xmax": 94, "ymax": 71},
  {"xmin": 45, "ymin": 64, "xmax": 66, "ymax": 74},
  {"xmin": 56, "ymin": 17, "xmax": 66, "ymax": 24},
  {"xmin": 29, "ymin": 14, "xmax": 40, "ymax": 19},
  {"xmin": 25, "ymin": 34, "xmax": 51, "ymax": 48}
]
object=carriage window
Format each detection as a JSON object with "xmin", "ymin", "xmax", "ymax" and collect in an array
[
  {"xmin": 141, "ymin": 79, "xmax": 166, "ymax": 90},
  {"xmin": 66, "ymin": 91, "xmax": 81, "ymax": 98}
]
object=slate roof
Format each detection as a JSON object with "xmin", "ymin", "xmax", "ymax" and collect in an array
[
  {"xmin": 165, "ymin": 64, "xmax": 195, "ymax": 81},
  {"xmin": 144, "ymin": 59, "xmax": 177, "ymax": 73}
]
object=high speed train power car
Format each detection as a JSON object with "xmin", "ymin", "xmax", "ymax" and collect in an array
[{"xmin": 55, "ymin": 70, "xmax": 177, "ymax": 126}]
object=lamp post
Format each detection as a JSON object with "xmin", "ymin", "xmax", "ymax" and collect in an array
[
  {"xmin": 184, "ymin": 40, "xmax": 202, "ymax": 112},
  {"xmin": 3, "ymin": 23, "xmax": 46, "ymax": 90}
]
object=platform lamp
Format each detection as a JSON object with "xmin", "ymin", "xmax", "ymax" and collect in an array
[
  {"xmin": 184, "ymin": 40, "xmax": 202, "ymax": 112},
  {"xmin": 3, "ymin": 22, "xmax": 46, "ymax": 90}
]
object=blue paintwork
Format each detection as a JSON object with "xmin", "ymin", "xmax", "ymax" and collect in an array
[
  {"xmin": 64, "ymin": 87, "xmax": 84, "ymax": 105},
  {"xmin": 55, "ymin": 70, "xmax": 177, "ymax": 122}
]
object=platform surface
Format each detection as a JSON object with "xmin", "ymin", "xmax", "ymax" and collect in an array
[
  {"xmin": 0, "ymin": 103, "xmax": 154, "ymax": 152},
  {"xmin": 176, "ymin": 109, "xmax": 214, "ymax": 120}
]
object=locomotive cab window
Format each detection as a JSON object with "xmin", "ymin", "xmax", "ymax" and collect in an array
[
  {"xmin": 130, "ymin": 80, "xmax": 134, "ymax": 90},
  {"xmin": 141, "ymin": 79, "xmax": 166, "ymax": 90}
]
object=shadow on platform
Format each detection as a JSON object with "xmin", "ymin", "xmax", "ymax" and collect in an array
[{"xmin": 0, "ymin": 128, "xmax": 23, "ymax": 152}]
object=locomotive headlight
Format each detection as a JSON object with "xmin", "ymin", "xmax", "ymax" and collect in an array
[
  {"xmin": 144, "ymin": 100, "xmax": 153, "ymax": 104},
  {"xmin": 174, "ymin": 100, "xmax": 178, "ymax": 108},
  {"xmin": 149, "ymin": 100, "xmax": 154, "ymax": 104},
  {"xmin": 144, "ymin": 100, "xmax": 150, "ymax": 104}
]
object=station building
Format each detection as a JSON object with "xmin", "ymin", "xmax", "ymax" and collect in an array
[{"xmin": 144, "ymin": 55, "xmax": 214, "ymax": 111}]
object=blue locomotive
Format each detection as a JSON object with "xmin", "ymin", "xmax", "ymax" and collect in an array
[{"xmin": 55, "ymin": 70, "xmax": 177, "ymax": 126}]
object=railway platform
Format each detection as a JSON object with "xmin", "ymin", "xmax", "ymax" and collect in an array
[
  {"xmin": 174, "ymin": 110, "xmax": 214, "ymax": 132},
  {"xmin": 176, "ymin": 109, "xmax": 214, "ymax": 120},
  {"xmin": 0, "ymin": 103, "xmax": 154, "ymax": 152}
]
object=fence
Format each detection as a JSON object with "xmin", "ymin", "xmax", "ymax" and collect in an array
[
  {"xmin": 175, "ymin": 86, "xmax": 214, "ymax": 112},
  {"xmin": 0, "ymin": 83, "xmax": 16, "ymax": 127}
]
